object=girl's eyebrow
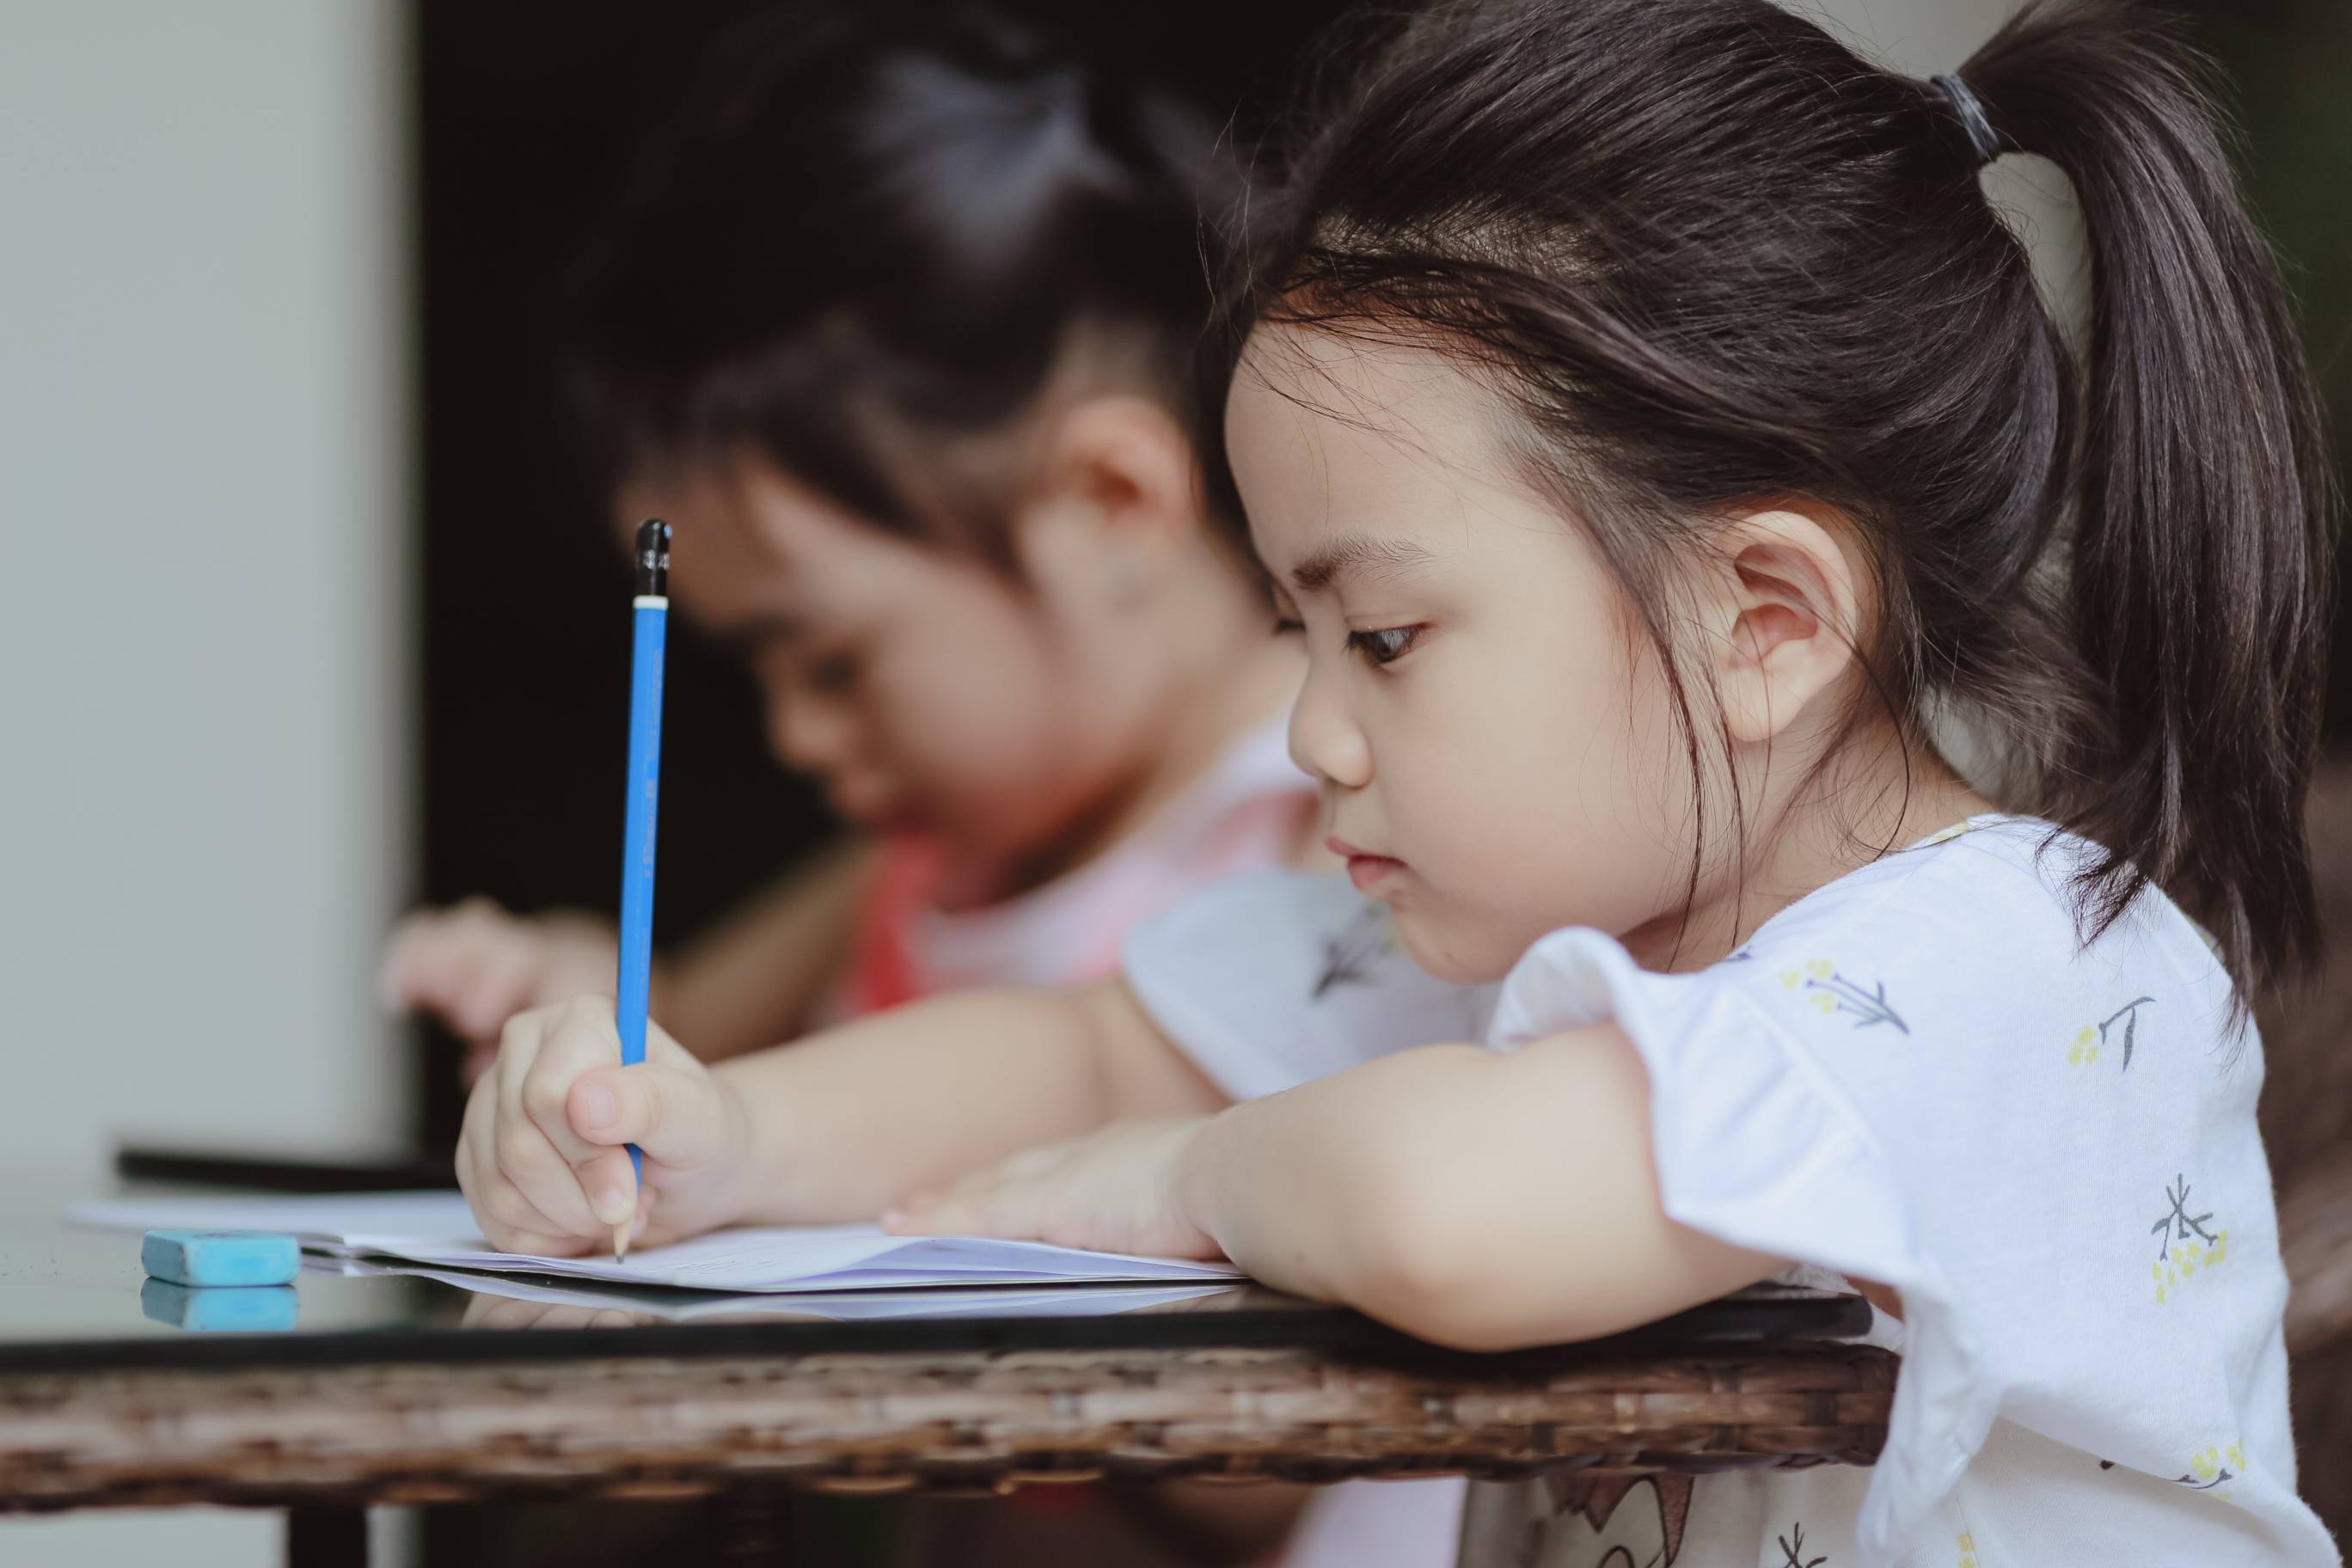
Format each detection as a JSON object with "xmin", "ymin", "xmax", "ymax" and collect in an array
[{"xmin": 1289, "ymin": 534, "xmax": 1436, "ymax": 594}]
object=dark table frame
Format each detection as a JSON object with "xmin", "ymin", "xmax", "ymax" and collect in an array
[{"xmin": 0, "ymin": 1284, "xmax": 1892, "ymax": 1566}]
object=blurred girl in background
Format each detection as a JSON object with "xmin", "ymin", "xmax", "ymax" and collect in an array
[{"xmin": 384, "ymin": 12, "xmax": 1454, "ymax": 1566}]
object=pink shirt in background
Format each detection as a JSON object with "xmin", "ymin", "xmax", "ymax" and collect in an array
[{"xmin": 833, "ymin": 717, "xmax": 1317, "ymax": 1016}]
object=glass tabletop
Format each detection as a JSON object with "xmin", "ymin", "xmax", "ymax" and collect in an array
[{"xmin": 0, "ymin": 1170, "xmax": 1871, "ymax": 1375}]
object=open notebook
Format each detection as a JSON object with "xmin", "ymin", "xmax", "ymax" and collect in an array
[{"xmin": 72, "ymin": 1191, "xmax": 1241, "ymax": 1294}]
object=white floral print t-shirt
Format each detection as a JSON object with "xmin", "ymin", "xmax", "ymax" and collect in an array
[{"xmin": 1121, "ymin": 817, "xmax": 2336, "ymax": 1567}]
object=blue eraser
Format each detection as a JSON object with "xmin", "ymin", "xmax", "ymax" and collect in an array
[
  {"xmin": 140, "ymin": 1277, "xmax": 300, "ymax": 1332},
  {"xmin": 140, "ymin": 1228, "xmax": 302, "ymax": 1288}
]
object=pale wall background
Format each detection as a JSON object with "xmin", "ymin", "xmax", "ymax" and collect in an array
[{"xmin": 0, "ymin": 0, "xmax": 410, "ymax": 1562}]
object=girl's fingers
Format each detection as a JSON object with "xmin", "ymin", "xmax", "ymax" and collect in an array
[
  {"xmin": 518, "ymin": 998, "xmax": 631, "ymax": 1167},
  {"xmin": 487, "ymin": 1226, "xmax": 585, "ymax": 1259},
  {"xmin": 573, "ymin": 1148, "xmax": 640, "ymax": 1230},
  {"xmin": 457, "ymin": 1009, "xmax": 598, "ymax": 1252},
  {"xmin": 489, "ymin": 1112, "xmax": 604, "ymax": 1240},
  {"xmin": 468, "ymin": 1149, "xmax": 588, "ymax": 1257},
  {"xmin": 466, "ymin": 1136, "xmax": 585, "ymax": 1256},
  {"xmin": 897, "ymin": 1171, "xmax": 1031, "ymax": 1240},
  {"xmin": 454, "ymin": 937, "xmax": 542, "ymax": 1043},
  {"xmin": 489, "ymin": 1019, "xmax": 606, "ymax": 1236},
  {"xmin": 416, "ymin": 922, "xmax": 498, "ymax": 1023},
  {"xmin": 456, "ymin": 995, "xmax": 710, "ymax": 1257},
  {"xmin": 453, "ymin": 1107, "xmax": 481, "ymax": 1208},
  {"xmin": 565, "ymin": 1060, "xmax": 730, "ymax": 1167},
  {"xmin": 456, "ymin": 1070, "xmax": 499, "ymax": 1211}
]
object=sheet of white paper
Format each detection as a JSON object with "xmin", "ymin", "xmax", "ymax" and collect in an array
[{"xmin": 70, "ymin": 1191, "xmax": 1241, "ymax": 1294}]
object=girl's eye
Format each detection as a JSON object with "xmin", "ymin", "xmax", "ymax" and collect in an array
[
  {"xmin": 805, "ymin": 646, "xmax": 862, "ymax": 694},
  {"xmin": 1345, "ymin": 625, "xmax": 1424, "ymax": 667}
]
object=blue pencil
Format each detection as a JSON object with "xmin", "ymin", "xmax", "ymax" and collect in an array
[{"xmin": 613, "ymin": 518, "xmax": 670, "ymax": 1260}]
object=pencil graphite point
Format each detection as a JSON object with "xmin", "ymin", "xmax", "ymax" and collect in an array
[{"xmin": 613, "ymin": 1222, "xmax": 630, "ymax": 1263}]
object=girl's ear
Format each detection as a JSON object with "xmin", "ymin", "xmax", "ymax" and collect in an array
[
  {"xmin": 1014, "ymin": 395, "xmax": 1201, "ymax": 599},
  {"xmin": 1702, "ymin": 507, "xmax": 1864, "ymax": 747}
]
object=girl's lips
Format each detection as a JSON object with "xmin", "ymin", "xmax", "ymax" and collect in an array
[{"xmin": 1328, "ymin": 836, "xmax": 1405, "ymax": 891}]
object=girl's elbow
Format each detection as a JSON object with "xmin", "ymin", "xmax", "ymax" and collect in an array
[
  {"xmin": 1349, "ymin": 1255, "xmax": 1601, "ymax": 1352},
  {"xmin": 1336, "ymin": 1177, "xmax": 1605, "ymax": 1352}
]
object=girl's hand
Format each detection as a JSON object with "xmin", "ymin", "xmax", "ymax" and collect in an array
[
  {"xmin": 380, "ymin": 900, "xmax": 644, "ymax": 1081},
  {"xmin": 456, "ymin": 995, "xmax": 751, "ymax": 1255},
  {"xmin": 884, "ymin": 1118, "xmax": 1222, "ymax": 1260}
]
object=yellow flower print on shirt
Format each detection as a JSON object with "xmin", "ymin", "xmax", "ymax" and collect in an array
[
  {"xmin": 2177, "ymin": 1440, "xmax": 2246, "ymax": 1500},
  {"xmin": 1957, "ymin": 1530, "xmax": 1979, "ymax": 1568}
]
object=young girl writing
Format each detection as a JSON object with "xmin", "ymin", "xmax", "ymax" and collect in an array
[{"xmin": 452, "ymin": 0, "xmax": 2339, "ymax": 1560}]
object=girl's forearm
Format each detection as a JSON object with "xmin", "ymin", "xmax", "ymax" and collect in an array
[
  {"xmin": 719, "ymin": 978, "xmax": 1226, "ymax": 1225},
  {"xmin": 661, "ymin": 840, "xmax": 874, "ymax": 1059},
  {"xmin": 1174, "ymin": 1028, "xmax": 1785, "ymax": 1351}
]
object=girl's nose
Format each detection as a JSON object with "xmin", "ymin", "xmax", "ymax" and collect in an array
[{"xmin": 1288, "ymin": 667, "xmax": 1372, "ymax": 790}]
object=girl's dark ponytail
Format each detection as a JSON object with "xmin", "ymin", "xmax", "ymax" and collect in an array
[{"xmin": 1962, "ymin": 1, "xmax": 2336, "ymax": 989}]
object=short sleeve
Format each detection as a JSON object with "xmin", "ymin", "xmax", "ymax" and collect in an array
[
  {"xmin": 1485, "ymin": 822, "xmax": 2322, "ymax": 1563},
  {"xmin": 1122, "ymin": 870, "xmax": 1492, "ymax": 1100}
]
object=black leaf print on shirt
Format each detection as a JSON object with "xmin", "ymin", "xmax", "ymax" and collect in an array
[
  {"xmin": 1777, "ymin": 1522, "xmax": 1827, "ymax": 1568},
  {"xmin": 1312, "ymin": 905, "xmax": 1389, "ymax": 1001},
  {"xmin": 2098, "ymin": 1449, "xmax": 2242, "ymax": 1491},
  {"xmin": 2100, "ymin": 996, "xmax": 2155, "ymax": 1071},
  {"xmin": 2152, "ymin": 1174, "xmax": 2217, "ymax": 1262}
]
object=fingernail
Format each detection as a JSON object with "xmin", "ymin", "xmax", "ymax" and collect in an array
[
  {"xmin": 880, "ymin": 1209, "xmax": 906, "ymax": 1230},
  {"xmin": 593, "ymin": 1186, "xmax": 631, "ymax": 1225},
  {"xmin": 576, "ymin": 1082, "xmax": 616, "ymax": 1130}
]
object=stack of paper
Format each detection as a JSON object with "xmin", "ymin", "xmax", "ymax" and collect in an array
[
  {"xmin": 71, "ymin": 1191, "xmax": 1241, "ymax": 1294},
  {"xmin": 346, "ymin": 1260, "xmax": 1236, "ymax": 1323}
]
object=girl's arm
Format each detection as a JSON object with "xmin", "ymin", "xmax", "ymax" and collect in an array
[
  {"xmin": 722, "ymin": 977, "xmax": 1227, "ymax": 1223},
  {"xmin": 1176, "ymin": 1027, "xmax": 1786, "ymax": 1350},
  {"xmin": 383, "ymin": 841, "xmax": 874, "ymax": 1074},
  {"xmin": 455, "ymin": 978, "xmax": 1226, "ymax": 1254},
  {"xmin": 658, "ymin": 838, "xmax": 873, "ymax": 1060}
]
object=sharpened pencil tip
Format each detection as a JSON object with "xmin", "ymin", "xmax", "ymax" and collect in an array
[{"xmin": 613, "ymin": 1223, "xmax": 630, "ymax": 1263}]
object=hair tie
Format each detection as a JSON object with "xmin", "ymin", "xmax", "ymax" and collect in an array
[{"xmin": 1932, "ymin": 72, "xmax": 2001, "ymax": 167}]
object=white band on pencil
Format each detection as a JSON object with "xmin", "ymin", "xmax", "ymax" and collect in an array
[{"xmin": 633, "ymin": 595, "xmax": 670, "ymax": 609}]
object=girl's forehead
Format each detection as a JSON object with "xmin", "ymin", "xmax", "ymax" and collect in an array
[
  {"xmin": 1234, "ymin": 328, "xmax": 1510, "ymax": 471},
  {"xmin": 1231, "ymin": 328, "xmax": 1530, "ymax": 554}
]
